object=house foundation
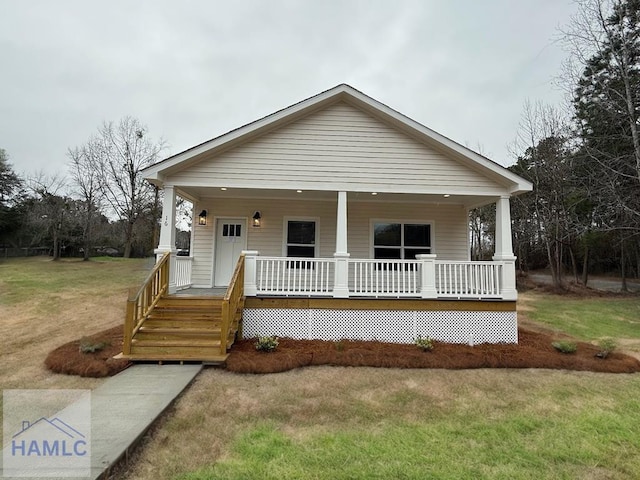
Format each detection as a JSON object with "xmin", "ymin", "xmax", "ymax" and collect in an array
[{"xmin": 243, "ymin": 298, "xmax": 517, "ymax": 345}]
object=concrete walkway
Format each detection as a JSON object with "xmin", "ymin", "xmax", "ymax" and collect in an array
[{"xmin": 2, "ymin": 364, "xmax": 202, "ymax": 479}]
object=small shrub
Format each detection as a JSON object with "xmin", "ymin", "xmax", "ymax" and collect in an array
[
  {"xmin": 78, "ymin": 337, "xmax": 110, "ymax": 354},
  {"xmin": 334, "ymin": 340, "xmax": 345, "ymax": 352},
  {"xmin": 552, "ymin": 340, "xmax": 577, "ymax": 354},
  {"xmin": 255, "ymin": 336, "xmax": 279, "ymax": 352},
  {"xmin": 596, "ymin": 338, "xmax": 617, "ymax": 359},
  {"xmin": 415, "ymin": 336, "xmax": 434, "ymax": 352}
]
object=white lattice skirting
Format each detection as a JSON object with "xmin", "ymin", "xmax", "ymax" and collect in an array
[{"xmin": 242, "ymin": 309, "xmax": 518, "ymax": 345}]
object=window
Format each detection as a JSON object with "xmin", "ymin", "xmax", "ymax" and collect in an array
[
  {"xmin": 373, "ymin": 222, "xmax": 431, "ymax": 259},
  {"xmin": 286, "ymin": 220, "xmax": 316, "ymax": 258},
  {"xmin": 222, "ymin": 224, "xmax": 242, "ymax": 237}
]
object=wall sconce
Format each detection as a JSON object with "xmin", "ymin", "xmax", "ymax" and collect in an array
[
  {"xmin": 252, "ymin": 211, "xmax": 262, "ymax": 228},
  {"xmin": 198, "ymin": 210, "xmax": 207, "ymax": 226}
]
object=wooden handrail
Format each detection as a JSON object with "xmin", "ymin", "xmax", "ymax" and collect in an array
[
  {"xmin": 123, "ymin": 252, "xmax": 170, "ymax": 355},
  {"xmin": 220, "ymin": 254, "xmax": 245, "ymax": 355}
]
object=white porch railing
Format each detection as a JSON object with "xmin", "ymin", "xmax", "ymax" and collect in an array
[
  {"xmin": 350, "ymin": 259, "xmax": 421, "ymax": 297},
  {"xmin": 435, "ymin": 261, "xmax": 502, "ymax": 298},
  {"xmin": 244, "ymin": 252, "xmax": 515, "ymax": 300},
  {"xmin": 173, "ymin": 255, "xmax": 193, "ymax": 290},
  {"xmin": 256, "ymin": 257, "xmax": 335, "ymax": 296}
]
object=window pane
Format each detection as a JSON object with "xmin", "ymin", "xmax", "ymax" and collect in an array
[
  {"xmin": 374, "ymin": 247, "xmax": 402, "ymax": 259},
  {"xmin": 405, "ymin": 247, "xmax": 432, "ymax": 259},
  {"xmin": 374, "ymin": 223, "xmax": 401, "ymax": 246},
  {"xmin": 288, "ymin": 221, "xmax": 315, "ymax": 245},
  {"xmin": 404, "ymin": 224, "xmax": 430, "ymax": 247},
  {"xmin": 235, "ymin": 225, "xmax": 241, "ymax": 237},
  {"xmin": 287, "ymin": 245, "xmax": 315, "ymax": 258},
  {"xmin": 223, "ymin": 224, "xmax": 229, "ymax": 237}
]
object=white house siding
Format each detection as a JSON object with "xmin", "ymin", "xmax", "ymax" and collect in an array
[
  {"xmin": 190, "ymin": 196, "xmax": 468, "ymax": 287},
  {"xmin": 169, "ymin": 102, "xmax": 505, "ymax": 196}
]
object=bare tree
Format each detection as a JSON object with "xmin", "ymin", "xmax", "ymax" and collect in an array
[
  {"xmin": 562, "ymin": 0, "xmax": 640, "ymax": 185},
  {"xmin": 26, "ymin": 172, "xmax": 68, "ymax": 260},
  {"xmin": 510, "ymin": 101, "xmax": 577, "ymax": 288},
  {"xmin": 95, "ymin": 117, "xmax": 165, "ymax": 258},
  {"xmin": 68, "ymin": 138, "xmax": 103, "ymax": 261}
]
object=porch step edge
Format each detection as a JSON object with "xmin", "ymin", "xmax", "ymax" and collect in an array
[{"xmin": 116, "ymin": 352, "xmax": 229, "ymax": 363}]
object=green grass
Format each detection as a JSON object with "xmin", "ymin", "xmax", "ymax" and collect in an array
[
  {"xmin": 174, "ymin": 371, "xmax": 640, "ymax": 480},
  {"xmin": 0, "ymin": 256, "xmax": 151, "ymax": 306},
  {"xmin": 526, "ymin": 293, "xmax": 640, "ymax": 340}
]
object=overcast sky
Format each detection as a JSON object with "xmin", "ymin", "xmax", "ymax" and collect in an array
[{"xmin": 1, "ymin": 0, "xmax": 577, "ymax": 178}]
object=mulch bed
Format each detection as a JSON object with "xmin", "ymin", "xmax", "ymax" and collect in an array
[
  {"xmin": 45, "ymin": 326, "xmax": 132, "ymax": 378},
  {"xmin": 45, "ymin": 326, "xmax": 640, "ymax": 378},
  {"xmin": 226, "ymin": 329, "xmax": 640, "ymax": 374}
]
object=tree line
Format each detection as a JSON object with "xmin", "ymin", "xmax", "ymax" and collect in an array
[
  {"xmin": 471, "ymin": 0, "xmax": 640, "ymax": 289},
  {"xmin": 0, "ymin": 117, "xmax": 165, "ymax": 259}
]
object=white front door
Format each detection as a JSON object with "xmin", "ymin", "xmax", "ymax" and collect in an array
[{"xmin": 214, "ymin": 218, "xmax": 247, "ymax": 287}]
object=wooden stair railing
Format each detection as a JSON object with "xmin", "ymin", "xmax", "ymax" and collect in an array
[
  {"xmin": 123, "ymin": 252, "xmax": 170, "ymax": 355},
  {"xmin": 221, "ymin": 254, "xmax": 245, "ymax": 355}
]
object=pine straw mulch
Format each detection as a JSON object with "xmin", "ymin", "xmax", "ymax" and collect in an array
[
  {"xmin": 45, "ymin": 325, "xmax": 640, "ymax": 377},
  {"xmin": 45, "ymin": 325, "xmax": 132, "ymax": 378},
  {"xmin": 226, "ymin": 330, "xmax": 640, "ymax": 374}
]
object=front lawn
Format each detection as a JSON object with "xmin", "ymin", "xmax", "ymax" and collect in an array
[
  {"xmin": 122, "ymin": 367, "xmax": 640, "ymax": 480},
  {"xmin": 0, "ymin": 256, "xmax": 149, "ymax": 392},
  {"xmin": 521, "ymin": 291, "xmax": 640, "ymax": 341}
]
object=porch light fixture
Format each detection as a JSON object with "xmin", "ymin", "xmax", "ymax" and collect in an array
[
  {"xmin": 198, "ymin": 210, "xmax": 207, "ymax": 226},
  {"xmin": 371, "ymin": 192, "xmax": 378, "ymax": 196},
  {"xmin": 252, "ymin": 211, "xmax": 262, "ymax": 228},
  {"xmin": 443, "ymin": 194, "xmax": 451, "ymax": 198},
  {"xmin": 296, "ymin": 190, "xmax": 303, "ymax": 193}
]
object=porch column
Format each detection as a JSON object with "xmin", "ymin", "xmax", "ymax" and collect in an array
[
  {"xmin": 417, "ymin": 254, "xmax": 438, "ymax": 299},
  {"xmin": 243, "ymin": 250, "xmax": 259, "ymax": 297},
  {"xmin": 493, "ymin": 195, "xmax": 517, "ymax": 300},
  {"xmin": 155, "ymin": 185, "xmax": 177, "ymax": 294},
  {"xmin": 333, "ymin": 191, "xmax": 350, "ymax": 298}
]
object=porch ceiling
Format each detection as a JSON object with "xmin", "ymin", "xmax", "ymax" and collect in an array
[{"xmin": 176, "ymin": 186, "xmax": 497, "ymax": 208}]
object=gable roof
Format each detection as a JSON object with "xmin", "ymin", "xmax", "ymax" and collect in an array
[{"xmin": 144, "ymin": 84, "xmax": 532, "ymax": 195}]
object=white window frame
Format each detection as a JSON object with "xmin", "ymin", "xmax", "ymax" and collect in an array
[
  {"xmin": 369, "ymin": 219, "xmax": 434, "ymax": 259},
  {"xmin": 282, "ymin": 217, "xmax": 320, "ymax": 258}
]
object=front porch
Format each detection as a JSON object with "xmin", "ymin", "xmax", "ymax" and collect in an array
[
  {"xmin": 121, "ymin": 252, "xmax": 519, "ymax": 362},
  {"xmin": 118, "ymin": 187, "xmax": 523, "ymax": 362},
  {"xmin": 163, "ymin": 190, "xmax": 519, "ymax": 302},
  {"xmin": 171, "ymin": 244, "xmax": 520, "ymax": 342},
  {"xmin": 123, "ymin": 252, "xmax": 518, "ymax": 362}
]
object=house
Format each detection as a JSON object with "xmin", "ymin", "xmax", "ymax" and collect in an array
[{"xmin": 122, "ymin": 84, "xmax": 533, "ymax": 362}]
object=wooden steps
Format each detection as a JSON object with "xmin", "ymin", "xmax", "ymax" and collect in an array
[{"xmin": 122, "ymin": 295, "xmax": 240, "ymax": 363}]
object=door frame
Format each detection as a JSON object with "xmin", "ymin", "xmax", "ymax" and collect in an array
[{"xmin": 212, "ymin": 216, "xmax": 248, "ymax": 287}]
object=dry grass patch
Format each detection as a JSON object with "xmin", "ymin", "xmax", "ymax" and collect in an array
[{"xmin": 0, "ymin": 257, "xmax": 148, "ymax": 392}]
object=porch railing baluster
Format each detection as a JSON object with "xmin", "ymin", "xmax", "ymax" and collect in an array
[{"xmin": 250, "ymin": 257, "xmax": 506, "ymax": 299}]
